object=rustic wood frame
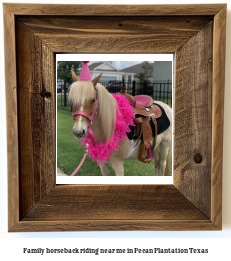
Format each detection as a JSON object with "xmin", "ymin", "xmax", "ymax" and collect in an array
[{"xmin": 4, "ymin": 4, "xmax": 226, "ymax": 232}]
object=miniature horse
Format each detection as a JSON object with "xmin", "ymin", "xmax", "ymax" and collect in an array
[{"xmin": 69, "ymin": 71, "xmax": 172, "ymax": 176}]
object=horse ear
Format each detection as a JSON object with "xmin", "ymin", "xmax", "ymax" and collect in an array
[
  {"xmin": 71, "ymin": 70, "xmax": 79, "ymax": 82},
  {"xmin": 91, "ymin": 73, "xmax": 103, "ymax": 86}
]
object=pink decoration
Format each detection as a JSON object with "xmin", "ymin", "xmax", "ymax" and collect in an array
[
  {"xmin": 135, "ymin": 95, "xmax": 153, "ymax": 106},
  {"xmin": 82, "ymin": 94, "xmax": 135, "ymax": 165},
  {"xmin": 79, "ymin": 61, "xmax": 92, "ymax": 81}
]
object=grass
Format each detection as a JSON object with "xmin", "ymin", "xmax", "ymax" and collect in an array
[{"xmin": 57, "ymin": 108, "xmax": 158, "ymax": 176}]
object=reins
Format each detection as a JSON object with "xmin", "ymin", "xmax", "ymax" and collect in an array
[{"xmin": 70, "ymin": 87, "xmax": 98, "ymax": 176}]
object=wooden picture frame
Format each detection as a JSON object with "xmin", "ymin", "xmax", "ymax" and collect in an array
[{"xmin": 4, "ymin": 4, "xmax": 226, "ymax": 231}]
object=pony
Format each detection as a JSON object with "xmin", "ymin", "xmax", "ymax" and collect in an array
[{"xmin": 69, "ymin": 71, "xmax": 172, "ymax": 176}]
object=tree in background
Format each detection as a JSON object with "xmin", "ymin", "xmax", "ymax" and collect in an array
[
  {"xmin": 136, "ymin": 61, "xmax": 153, "ymax": 82},
  {"xmin": 57, "ymin": 61, "xmax": 82, "ymax": 107},
  {"xmin": 57, "ymin": 61, "xmax": 82, "ymax": 83}
]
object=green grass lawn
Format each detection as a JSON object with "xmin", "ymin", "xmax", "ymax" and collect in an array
[{"xmin": 57, "ymin": 108, "xmax": 159, "ymax": 176}]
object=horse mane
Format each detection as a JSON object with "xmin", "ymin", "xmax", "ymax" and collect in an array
[
  {"xmin": 68, "ymin": 81, "xmax": 96, "ymax": 105},
  {"xmin": 68, "ymin": 81, "xmax": 117, "ymax": 143},
  {"xmin": 96, "ymin": 83, "xmax": 117, "ymax": 143}
]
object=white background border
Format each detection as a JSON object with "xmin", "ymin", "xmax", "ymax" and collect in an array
[{"xmin": 0, "ymin": 1, "xmax": 231, "ymax": 259}]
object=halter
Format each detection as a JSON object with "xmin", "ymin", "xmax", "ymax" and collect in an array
[
  {"xmin": 70, "ymin": 84, "xmax": 98, "ymax": 176},
  {"xmin": 72, "ymin": 110, "xmax": 93, "ymax": 121}
]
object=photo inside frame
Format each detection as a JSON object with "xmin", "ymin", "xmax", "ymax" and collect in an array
[{"xmin": 56, "ymin": 54, "xmax": 174, "ymax": 184}]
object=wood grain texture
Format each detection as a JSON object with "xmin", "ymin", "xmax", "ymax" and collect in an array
[
  {"xmin": 22, "ymin": 185, "xmax": 207, "ymax": 221},
  {"xmin": 16, "ymin": 19, "xmax": 56, "ymax": 219},
  {"xmin": 4, "ymin": 3, "xmax": 226, "ymax": 232},
  {"xmin": 211, "ymin": 5, "xmax": 226, "ymax": 228},
  {"xmin": 3, "ymin": 3, "xmax": 225, "ymax": 16},
  {"xmin": 13, "ymin": 185, "xmax": 218, "ymax": 232},
  {"xmin": 3, "ymin": 4, "xmax": 19, "ymax": 231},
  {"xmin": 174, "ymin": 22, "xmax": 213, "ymax": 218},
  {"xmin": 11, "ymin": 220, "xmax": 218, "ymax": 232},
  {"xmin": 18, "ymin": 16, "xmax": 213, "ymax": 53}
]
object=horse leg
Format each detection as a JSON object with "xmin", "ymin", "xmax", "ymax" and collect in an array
[
  {"xmin": 153, "ymin": 149, "xmax": 160, "ymax": 176},
  {"xmin": 99, "ymin": 162, "xmax": 110, "ymax": 176},
  {"xmin": 159, "ymin": 141, "xmax": 171, "ymax": 176},
  {"xmin": 108, "ymin": 159, "xmax": 124, "ymax": 176},
  {"xmin": 106, "ymin": 139, "xmax": 130, "ymax": 176},
  {"xmin": 164, "ymin": 141, "xmax": 172, "ymax": 176},
  {"xmin": 107, "ymin": 153, "xmax": 124, "ymax": 176}
]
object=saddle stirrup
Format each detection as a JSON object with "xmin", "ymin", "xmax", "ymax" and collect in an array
[{"xmin": 138, "ymin": 142, "xmax": 152, "ymax": 163}]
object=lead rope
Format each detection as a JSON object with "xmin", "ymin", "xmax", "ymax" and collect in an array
[
  {"xmin": 70, "ymin": 141, "xmax": 90, "ymax": 176},
  {"xmin": 70, "ymin": 91, "xmax": 98, "ymax": 176}
]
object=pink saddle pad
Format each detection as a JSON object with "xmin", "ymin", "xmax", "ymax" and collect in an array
[{"xmin": 134, "ymin": 95, "xmax": 153, "ymax": 107}]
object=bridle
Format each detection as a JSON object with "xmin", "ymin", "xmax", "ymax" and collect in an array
[{"xmin": 70, "ymin": 84, "xmax": 98, "ymax": 176}]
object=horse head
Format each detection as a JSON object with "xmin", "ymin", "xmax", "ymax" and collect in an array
[{"xmin": 69, "ymin": 70, "xmax": 102, "ymax": 139}]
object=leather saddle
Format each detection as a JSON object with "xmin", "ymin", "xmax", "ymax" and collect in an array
[{"xmin": 122, "ymin": 88, "xmax": 162, "ymax": 163}]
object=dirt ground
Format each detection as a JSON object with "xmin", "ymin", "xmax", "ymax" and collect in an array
[{"xmin": 57, "ymin": 167, "xmax": 68, "ymax": 176}]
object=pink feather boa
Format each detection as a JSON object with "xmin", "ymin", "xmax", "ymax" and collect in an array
[{"xmin": 82, "ymin": 94, "xmax": 134, "ymax": 165}]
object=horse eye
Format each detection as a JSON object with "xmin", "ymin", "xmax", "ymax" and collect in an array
[{"xmin": 91, "ymin": 99, "xmax": 96, "ymax": 104}]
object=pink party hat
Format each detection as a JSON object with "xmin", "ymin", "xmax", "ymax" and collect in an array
[{"xmin": 79, "ymin": 61, "xmax": 91, "ymax": 81}]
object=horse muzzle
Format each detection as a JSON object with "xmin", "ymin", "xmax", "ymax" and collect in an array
[{"xmin": 72, "ymin": 127, "xmax": 86, "ymax": 139}]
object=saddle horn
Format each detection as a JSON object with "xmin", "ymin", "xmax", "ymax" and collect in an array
[
  {"xmin": 91, "ymin": 73, "xmax": 103, "ymax": 86},
  {"xmin": 71, "ymin": 70, "xmax": 79, "ymax": 82}
]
